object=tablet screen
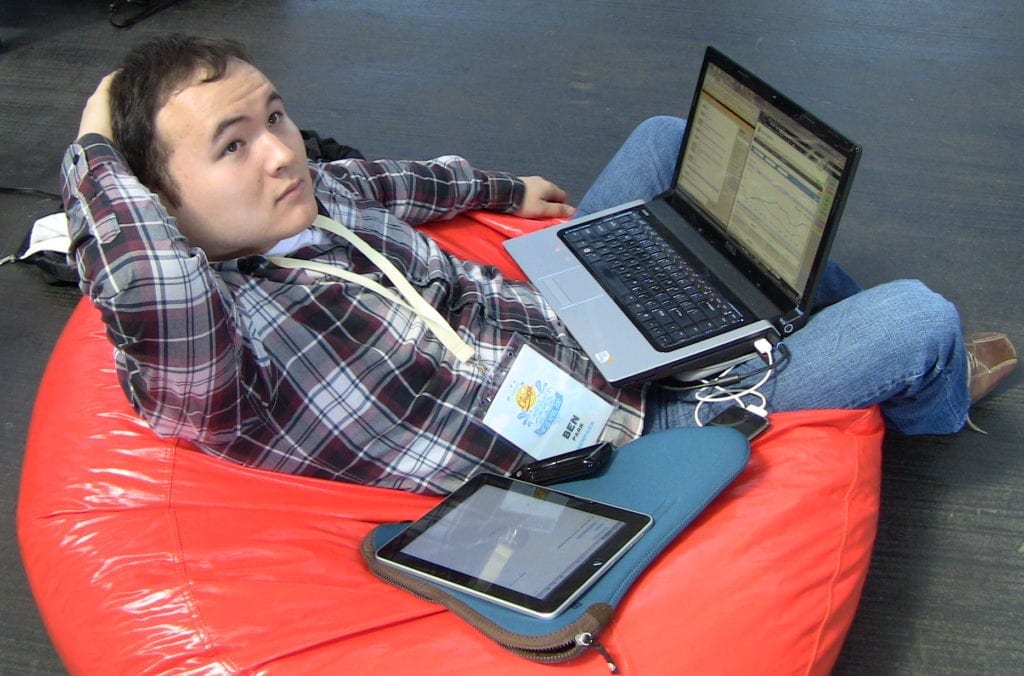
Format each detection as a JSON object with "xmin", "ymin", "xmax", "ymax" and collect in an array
[{"xmin": 375, "ymin": 474, "xmax": 652, "ymax": 618}]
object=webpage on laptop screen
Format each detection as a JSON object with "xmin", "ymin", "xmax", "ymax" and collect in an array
[{"xmin": 676, "ymin": 63, "xmax": 846, "ymax": 297}]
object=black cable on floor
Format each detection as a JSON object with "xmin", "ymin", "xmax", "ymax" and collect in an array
[{"xmin": 108, "ymin": 0, "xmax": 185, "ymax": 29}]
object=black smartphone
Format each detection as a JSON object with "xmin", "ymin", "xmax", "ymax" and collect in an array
[
  {"xmin": 511, "ymin": 442, "xmax": 614, "ymax": 485},
  {"xmin": 706, "ymin": 405, "xmax": 770, "ymax": 441}
]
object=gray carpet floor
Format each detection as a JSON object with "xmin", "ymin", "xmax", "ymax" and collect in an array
[{"xmin": 1, "ymin": 1, "xmax": 1021, "ymax": 673}]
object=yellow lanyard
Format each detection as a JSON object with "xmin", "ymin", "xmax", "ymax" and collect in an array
[{"xmin": 266, "ymin": 215, "xmax": 475, "ymax": 363}]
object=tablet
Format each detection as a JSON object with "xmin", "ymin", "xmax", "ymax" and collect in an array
[{"xmin": 374, "ymin": 473, "xmax": 653, "ymax": 619}]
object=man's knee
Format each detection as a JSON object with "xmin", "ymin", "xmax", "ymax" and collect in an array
[
  {"xmin": 880, "ymin": 279, "xmax": 959, "ymax": 330},
  {"xmin": 874, "ymin": 280, "xmax": 962, "ymax": 364},
  {"xmin": 632, "ymin": 115, "xmax": 686, "ymax": 143}
]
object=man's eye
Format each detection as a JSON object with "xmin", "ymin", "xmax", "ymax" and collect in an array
[
  {"xmin": 268, "ymin": 111, "xmax": 283, "ymax": 126},
  {"xmin": 224, "ymin": 141, "xmax": 241, "ymax": 154}
]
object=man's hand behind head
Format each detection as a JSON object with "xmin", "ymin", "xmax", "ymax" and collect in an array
[{"xmin": 78, "ymin": 71, "xmax": 119, "ymax": 141}]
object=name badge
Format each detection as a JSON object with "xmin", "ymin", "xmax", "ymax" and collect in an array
[{"xmin": 479, "ymin": 336, "xmax": 614, "ymax": 460}]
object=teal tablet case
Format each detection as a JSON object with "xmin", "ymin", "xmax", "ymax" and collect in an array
[{"xmin": 361, "ymin": 426, "xmax": 750, "ymax": 666}]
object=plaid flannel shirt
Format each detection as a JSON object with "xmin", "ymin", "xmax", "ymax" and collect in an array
[{"xmin": 62, "ymin": 135, "xmax": 644, "ymax": 494}]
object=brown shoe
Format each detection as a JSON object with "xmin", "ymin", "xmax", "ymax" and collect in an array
[{"xmin": 966, "ymin": 332, "xmax": 1017, "ymax": 403}]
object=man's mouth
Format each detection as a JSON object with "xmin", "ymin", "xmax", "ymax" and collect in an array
[{"xmin": 276, "ymin": 178, "xmax": 305, "ymax": 203}]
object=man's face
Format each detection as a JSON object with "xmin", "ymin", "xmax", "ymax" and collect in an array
[{"xmin": 154, "ymin": 59, "xmax": 318, "ymax": 259}]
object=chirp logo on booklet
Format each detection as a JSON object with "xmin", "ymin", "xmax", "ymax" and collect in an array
[
  {"xmin": 481, "ymin": 338, "xmax": 614, "ymax": 460},
  {"xmin": 513, "ymin": 381, "xmax": 560, "ymax": 435}
]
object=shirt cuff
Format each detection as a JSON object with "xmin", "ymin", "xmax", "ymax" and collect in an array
[{"xmin": 481, "ymin": 172, "xmax": 525, "ymax": 214}]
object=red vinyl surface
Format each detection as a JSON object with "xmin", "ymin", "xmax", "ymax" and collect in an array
[{"xmin": 18, "ymin": 213, "xmax": 884, "ymax": 674}]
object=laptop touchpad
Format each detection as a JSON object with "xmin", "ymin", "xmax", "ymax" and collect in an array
[{"xmin": 538, "ymin": 270, "xmax": 604, "ymax": 309}]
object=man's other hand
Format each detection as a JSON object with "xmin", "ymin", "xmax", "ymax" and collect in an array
[{"xmin": 515, "ymin": 176, "xmax": 575, "ymax": 219}]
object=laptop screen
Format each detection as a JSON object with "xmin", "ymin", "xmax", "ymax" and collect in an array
[{"xmin": 674, "ymin": 56, "xmax": 853, "ymax": 302}]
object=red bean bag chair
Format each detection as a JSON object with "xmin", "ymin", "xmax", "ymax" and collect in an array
[{"xmin": 18, "ymin": 212, "xmax": 884, "ymax": 675}]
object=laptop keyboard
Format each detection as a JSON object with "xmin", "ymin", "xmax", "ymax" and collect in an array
[{"xmin": 560, "ymin": 209, "xmax": 744, "ymax": 352}]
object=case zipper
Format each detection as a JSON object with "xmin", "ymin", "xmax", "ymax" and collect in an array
[
  {"xmin": 363, "ymin": 528, "xmax": 614, "ymax": 667},
  {"xmin": 369, "ymin": 553, "xmax": 613, "ymax": 666},
  {"xmin": 576, "ymin": 632, "xmax": 619, "ymax": 673}
]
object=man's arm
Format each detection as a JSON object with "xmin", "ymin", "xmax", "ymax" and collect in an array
[
  {"xmin": 65, "ymin": 75, "xmax": 257, "ymax": 444},
  {"xmin": 318, "ymin": 156, "xmax": 574, "ymax": 225}
]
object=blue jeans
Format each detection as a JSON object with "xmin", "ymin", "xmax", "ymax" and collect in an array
[{"xmin": 577, "ymin": 116, "xmax": 969, "ymax": 435}]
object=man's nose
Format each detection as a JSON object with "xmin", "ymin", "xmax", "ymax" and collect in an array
[{"xmin": 262, "ymin": 132, "xmax": 296, "ymax": 173}]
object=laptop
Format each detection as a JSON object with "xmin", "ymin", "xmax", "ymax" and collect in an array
[{"xmin": 505, "ymin": 46, "xmax": 861, "ymax": 386}]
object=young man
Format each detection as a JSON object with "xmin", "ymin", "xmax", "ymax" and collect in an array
[{"xmin": 65, "ymin": 35, "xmax": 1015, "ymax": 495}]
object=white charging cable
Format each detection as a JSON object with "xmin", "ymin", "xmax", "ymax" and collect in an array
[{"xmin": 694, "ymin": 338, "xmax": 775, "ymax": 426}]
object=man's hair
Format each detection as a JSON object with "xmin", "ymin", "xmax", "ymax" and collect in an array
[{"xmin": 110, "ymin": 34, "xmax": 252, "ymax": 207}]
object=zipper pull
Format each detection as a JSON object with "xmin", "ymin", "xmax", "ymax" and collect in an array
[{"xmin": 576, "ymin": 632, "xmax": 619, "ymax": 673}]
